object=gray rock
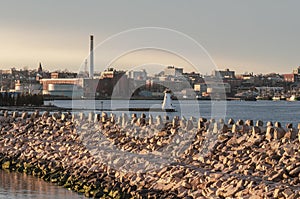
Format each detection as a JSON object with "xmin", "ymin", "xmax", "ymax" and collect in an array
[
  {"xmin": 12, "ymin": 111, "xmax": 18, "ymax": 118},
  {"xmin": 88, "ymin": 112, "xmax": 94, "ymax": 122},
  {"xmin": 21, "ymin": 111, "xmax": 28, "ymax": 119},
  {"xmin": 186, "ymin": 119, "xmax": 194, "ymax": 131}
]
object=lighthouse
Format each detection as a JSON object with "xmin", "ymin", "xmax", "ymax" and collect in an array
[{"xmin": 162, "ymin": 89, "xmax": 175, "ymax": 111}]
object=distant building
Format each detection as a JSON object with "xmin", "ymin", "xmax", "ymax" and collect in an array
[
  {"xmin": 0, "ymin": 69, "xmax": 14, "ymax": 91},
  {"xmin": 194, "ymin": 83, "xmax": 207, "ymax": 94},
  {"xmin": 164, "ymin": 66, "xmax": 183, "ymax": 77},
  {"xmin": 50, "ymin": 72, "xmax": 77, "ymax": 79},
  {"xmin": 0, "ymin": 66, "xmax": 49, "ymax": 93},
  {"xmin": 206, "ymin": 83, "xmax": 231, "ymax": 95},
  {"xmin": 255, "ymin": 86, "xmax": 284, "ymax": 93},
  {"xmin": 37, "ymin": 62, "xmax": 43, "ymax": 74},
  {"xmin": 0, "ymin": 68, "xmax": 14, "ymax": 75},
  {"xmin": 126, "ymin": 70, "xmax": 148, "ymax": 94},
  {"xmin": 84, "ymin": 68, "xmax": 129, "ymax": 98},
  {"xmin": 36, "ymin": 62, "xmax": 50, "ymax": 80},
  {"xmin": 183, "ymin": 72, "xmax": 204, "ymax": 87},
  {"xmin": 40, "ymin": 78, "xmax": 83, "ymax": 98},
  {"xmin": 237, "ymin": 73, "xmax": 260, "ymax": 86},
  {"xmin": 14, "ymin": 80, "xmax": 42, "ymax": 95},
  {"xmin": 127, "ymin": 69, "xmax": 147, "ymax": 80},
  {"xmin": 293, "ymin": 66, "xmax": 300, "ymax": 75},
  {"xmin": 148, "ymin": 76, "xmax": 190, "ymax": 93},
  {"xmin": 181, "ymin": 88, "xmax": 196, "ymax": 98},
  {"xmin": 283, "ymin": 74, "xmax": 298, "ymax": 82},
  {"xmin": 213, "ymin": 68, "xmax": 235, "ymax": 79},
  {"xmin": 48, "ymin": 84, "xmax": 83, "ymax": 98}
]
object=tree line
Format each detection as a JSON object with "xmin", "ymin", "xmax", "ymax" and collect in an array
[{"xmin": 0, "ymin": 92, "xmax": 44, "ymax": 106}]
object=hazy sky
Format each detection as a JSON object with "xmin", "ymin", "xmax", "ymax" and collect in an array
[{"xmin": 0, "ymin": 0, "xmax": 299, "ymax": 74}]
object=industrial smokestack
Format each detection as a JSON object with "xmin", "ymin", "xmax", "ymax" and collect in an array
[{"xmin": 89, "ymin": 35, "xmax": 94, "ymax": 79}]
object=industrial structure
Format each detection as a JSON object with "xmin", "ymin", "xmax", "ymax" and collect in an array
[
  {"xmin": 89, "ymin": 35, "xmax": 94, "ymax": 79},
  {"xmin": 2, "ymin": 34, "xmax": 300, "ymax": 101}
]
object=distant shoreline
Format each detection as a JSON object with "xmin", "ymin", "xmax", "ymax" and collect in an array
[{"xmin": 0, "ymin": 105, "xmax": 176, "ymax": 112}]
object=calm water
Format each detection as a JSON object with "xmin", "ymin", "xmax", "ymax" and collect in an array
[
  {"xmin": 47, "ymin": 99, "xmax": 300, "ymax": 126},
  {"xmin": 2, "ymin": 100, "xmax": 300, "ymax": 198},
  {"xmin": 0, "ymin": 170, "xmax": 84, "ymax": 199}
]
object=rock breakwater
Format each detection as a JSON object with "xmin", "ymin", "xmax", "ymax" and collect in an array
[{"xmin": 0, "ymin": 110, "xmax": 299, "ymax": 198}]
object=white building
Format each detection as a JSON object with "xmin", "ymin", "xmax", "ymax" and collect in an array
[
  {"xmin": 164, "ymin": 66, "xmax": 183, "ymax": 77},
  {"xmin": 127, "ymin": 69, "xmax": 147, "ymax": 80}
]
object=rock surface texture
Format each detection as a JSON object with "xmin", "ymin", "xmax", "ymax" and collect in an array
[{"xmin": 0, "ymin": 110, "xmax": 299, "ymax": 198}]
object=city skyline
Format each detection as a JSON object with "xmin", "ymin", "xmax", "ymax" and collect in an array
[
  {"xmin": 1, "ymin": 63, "xmax": 299, "ymax": 77},
  {"xmin": 0, "ymin": 1, "xmax": 299, "ymax": 74}
]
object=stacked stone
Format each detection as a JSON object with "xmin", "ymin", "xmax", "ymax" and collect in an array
[{"xmin": 0, "ymin": 110, "xmax": 299, "ymax": 198}]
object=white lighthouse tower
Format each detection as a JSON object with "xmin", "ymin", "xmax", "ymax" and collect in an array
[{"xmin": 162, "ymin": 89, "xmax": 175, "ymax": 111}]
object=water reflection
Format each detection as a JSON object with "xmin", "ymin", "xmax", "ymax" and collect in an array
[{"xmin": 0, "ymin": 170, "xmax": 84, "ymax": 199}]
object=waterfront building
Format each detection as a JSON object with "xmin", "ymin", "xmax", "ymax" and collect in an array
[
  {"xmin": 83, "ymin": 68, "xmax": 130, "ymax": 98},
  {"xmin": 40, "ymin": 78, "xmax": 83, "ymax": 98}
]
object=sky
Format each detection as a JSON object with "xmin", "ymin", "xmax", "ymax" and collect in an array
[{"xmin": 0, "ymin": 0, "xmax": 299, "ymax": 75}]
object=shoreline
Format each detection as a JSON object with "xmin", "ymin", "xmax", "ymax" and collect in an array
[
  {"xmin": 0, "ymin": 106, "xmax": 176, "ymax": 113},
  {"xmin": 44, "ymin": 97, "xmax": 244, "ymax": 101},
  {"xmin": 0, "ymin": 111, "xmax": 299, "ymax": 198},
  {"xmin": 2, "ymin": 98, "xmax": 297, "ymax": 113}
]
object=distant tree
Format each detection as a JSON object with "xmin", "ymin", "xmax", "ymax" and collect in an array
[
  {"xmin": 0, "ymin": 93, "xmax": 3, "ymax": 106},
  {"xmin": 20, "ymin": 94, "xmax": 25, "ymax": 106},
  {"xmin": 21, "ymin": 94, "xmax": 28, "ymax": 105},
  {"xmin": 16, "ymin": 93, "xmax": 21, "ymax": 106},
  {"xmin": 39, "ymin": 94, "xmax": 44, "ymax": 106},
  {"xmin": 3, "ymin": 92, "xmax": 9, "ymax": 106},
  {"xmin": 0, "ymin": 92, "xmax": 44, "ymax": 106},
  {"xmin": 9, "ymin": 94, "xmax": 15, "ymax": 106},
  {"xmin": 32, "ymin": 94, "xmax": 39, "ymax": 106}
]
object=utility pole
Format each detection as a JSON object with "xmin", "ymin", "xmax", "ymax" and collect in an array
[{"xmin": 84, "ymin": 59, "xmax": 88, "ymax": 77}]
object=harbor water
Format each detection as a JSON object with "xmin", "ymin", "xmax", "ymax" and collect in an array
[
  {"xmin": 0, "ymin": 170, "xmax": 84, "ymax": 199},
  {"xmin": 47, "ymin": 99, "xmax": 300, "ymax": 126}
]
